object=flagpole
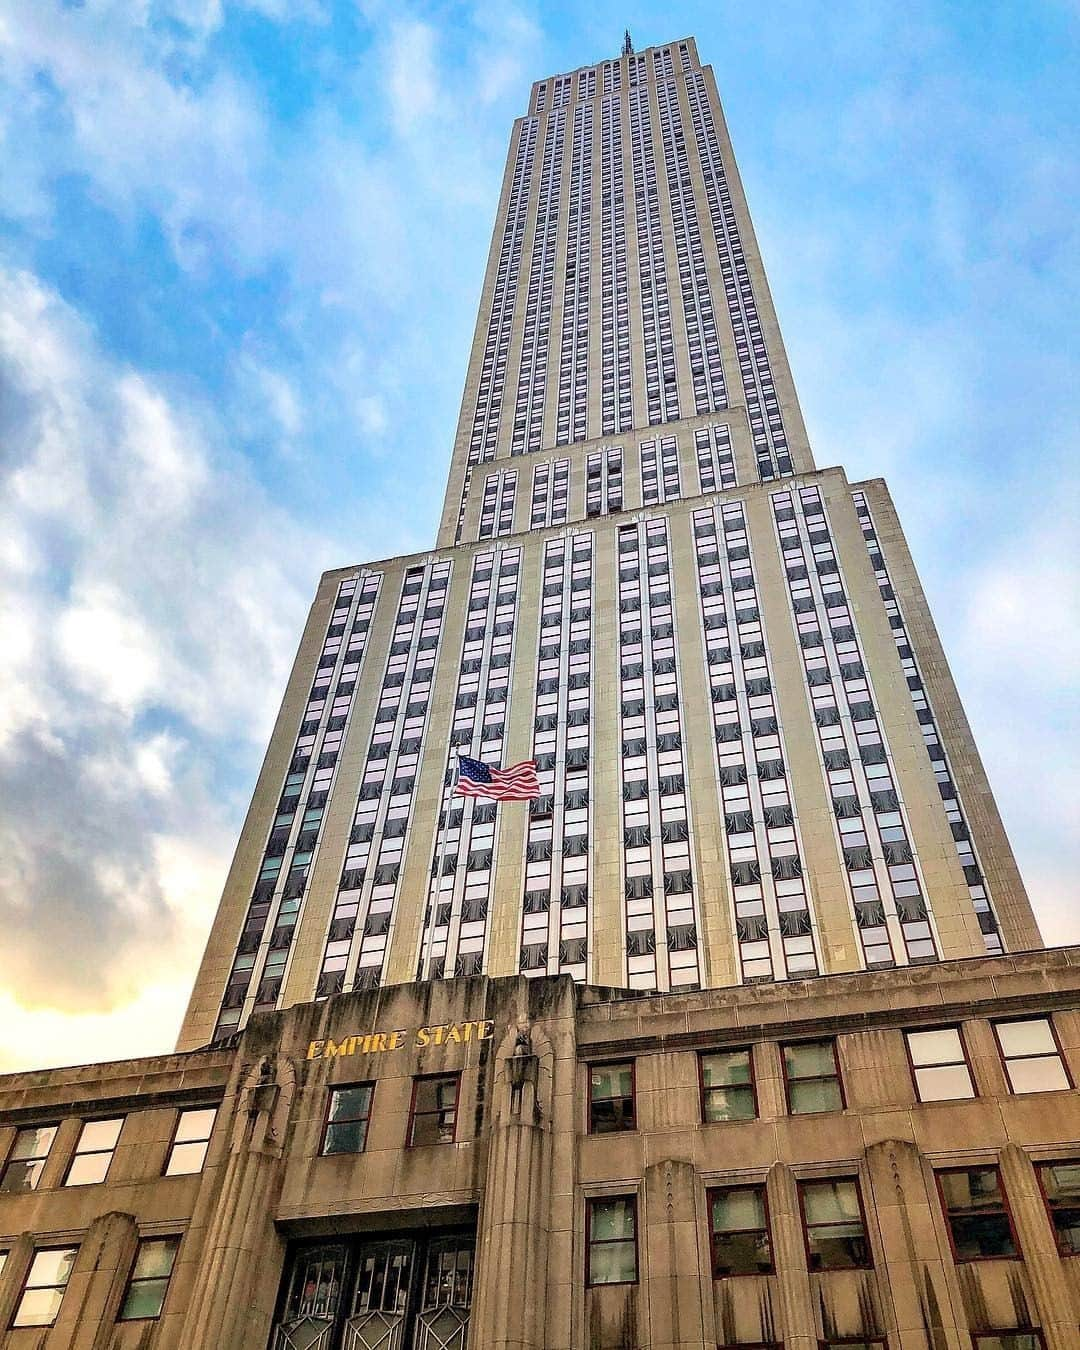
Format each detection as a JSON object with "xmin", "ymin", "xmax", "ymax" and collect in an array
[{"xmin": 418, "ymin": 752, "xmax": 455, "ymax": 981}]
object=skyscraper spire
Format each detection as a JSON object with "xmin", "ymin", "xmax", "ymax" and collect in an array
[{"xmin": 622, "ymin": 28, "xmax": 634, "ymax": 55}]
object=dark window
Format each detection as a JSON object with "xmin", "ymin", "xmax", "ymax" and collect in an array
[
  {"xmin": 709, "ymin": 1185, "xmax": 771, "ymax": 1275},
  {"xmin": 322, "ymin": 1084, "xmax": 375, "ymax": 1155},
  {"xmin": 970, "ymin": 1335, "xmax": 1046, "ymax": 1350},
  {"xmin": 905, "ymin": 1027, "xmax": 975, "ymax": 1102},
  {"xmin": 700, "ymin": 1049, "xmax": 756, "ymax": 1122},
  {"xmin": 118, "ymin": 1237, "xmax": 180, "ymax": 1321},
  {"xmin": 993, "ymin": 1018, "xmax": 1072, "ymax": 1094},
  {"xmin": 589, "ymin": 1062, "xmax": 635, "ymax": 1134},
  {"xmin": 0, "ymin": 1125, "xmax": 57, "ymax": 1192},
  {"xmin": 408, "ymin": 1075, "xmax": 459, "ymax": 1147},
  {"xmin": 1037, "ymin": 1161, "xmax": 1080, "ymax": 1255},
  {"xmin": 783, "ymin": 1041, "xmax": 843, "ymax": 1114},
  {"xmin": 799, "ymin": 1178, "xmax": 872, "ymax": 1269},
  {"xmin": 937, "ymin": 1167, "xmax": 1018, "ymax": 1260},
  {"xmin": 586, "ymin": 1197, "xmax": 638, "ymax": 1285}
]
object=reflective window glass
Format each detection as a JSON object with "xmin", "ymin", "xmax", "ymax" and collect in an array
[
  {"xmin": 587, "ymin": 1197, "xmax": 637, "ymax": 1285},
  {"xmin": 906, "ymin": 1028, "xmax": 975, "ymax": 1101},
  {"xmin": 994, "ymin": 1018, "xmax": 1070, "ymax": 1094},
  {"xmin": 700, "ymin": 1050, "xmax": 756, "ymax": 1122}
]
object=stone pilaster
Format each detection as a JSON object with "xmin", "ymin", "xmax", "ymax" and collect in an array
[
  {"xmin": 766, "ymin": 1162, "xmax": 817, "ymax": 1350},
  {"xmin": 642, "ymin": 1157, "xmax": 711, "ymax": 1350}
]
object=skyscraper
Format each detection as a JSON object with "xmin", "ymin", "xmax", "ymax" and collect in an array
[
  {"xmin": 2, "ymin": 37, "xmax": 1077, "ymax": 1350},
  {"xmin": 178, "ymin": 34, "xmax": 1038, "ymax": 1052}
]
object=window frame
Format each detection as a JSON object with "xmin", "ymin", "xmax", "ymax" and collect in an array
[
  {"xmin": 585, "ymin": 1194, "xmax": 639, "ymax": 1288},
  {"xmin": 698, "ymin": 1047, "xmax": 758, "ymax": 1124},
  {"xmin": 797, "ymin": 1175, "xmax": 874, "ymax": 1272},
  {"xmin": 588, "ymin": 1060, "xmax": 637, "ymax": 1135},
  {"xmin": 406, "ymin": 1072, "xmax": 461, "ymax": 1148},
  {"xmin": 991, "ymin": 1016, "xmax": 1073, "ymax": 1095},
  {"xmin": 903, "ymin": 1025, "xmax": 976, "ymax": 1103},
  {"xmin": 782, "ymin": 1039, "xmax": 846, "ymax": 1116},
  {"xmin": 11, "ymin": 1245, "xmax": 78, "ymax": 1329},
  {"xmin": 320, "ymin": 1082, "xmax": 376, "ymax": 1157},
  {"xmin": 970, "ymin": 1334, "xmax": 1047, "ymax": 1350},
  {"xmin": 63, "ymin": 1117, "xmax": 125, "ymax": 1187},
  {"xmin": 117, "ymin": 1236, "xmax": 181, "ymax": 1322},
  {"xmin": 707, "ymin": 1182, "xmax": 773, "ymax": 1277},
  {"xmin": 1035, "ymin": 1158, "xmax": 1080, "ymax": 1256},
  {"xmin": 162, "ymin": 1105, "xmax": 218, "ymax": 1177},
  {"xmin": 935, "ymin": 1165, "xmax": 1020, "ymax": 1263},
  {"xmin": 0, "ymin": 1124, "xmax": 58, "ymax": 1193}
]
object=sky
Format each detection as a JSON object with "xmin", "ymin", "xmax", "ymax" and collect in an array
[{"xmin": 0, "ymin": 0, "xmax": 1077, "ymax": 1073}]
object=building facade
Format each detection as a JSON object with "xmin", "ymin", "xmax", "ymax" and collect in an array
[{"xmin": 0, "ymin": 34, "xmax": 1072, "ymax": 1350}]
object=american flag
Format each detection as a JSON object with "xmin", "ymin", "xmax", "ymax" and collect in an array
[{"xmin": 454, "ymin": 755, "xmax": 540, "ymax": 802}]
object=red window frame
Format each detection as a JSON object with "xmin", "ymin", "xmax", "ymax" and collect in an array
[
  {"xmin": 970, "ymin": 1333, "xmax": 1047, "ymax": 1350},
  {"xmin": 406, "ymin": 1073, "xmax": 461, "ymax": 1148},
  {"xmin": 320, "ymin": 1082, "xmax": 376, "ymax": 1156},
  {"xmin": 585, "ymin": 1194, "xmax": 639, "ymax": 1288},
  {"xmin": 698, "ymin": 1047, "xmax": 758, "ymax": 1123},
  {"xmin": 588, "ymin": 1060, "xmax": 637, "ymax": 1134},
  {"xmin": 991, "ymin": 1016, "xmax": 1073, "ymax": 1094},
  {"xmin": 1034, "ymin": 1158, "xmax": 1080, "ymax": 1256},
  {"xmin": 935, "ymin": 1165, "xmax": 1020, "ymax": 1263},
  {"xmin": 707, "ymin": 1182, "xmax": 773, "ymax": 1277},
  {"xmin": 162, "ymin": 1105, "xmax": 218, "ymax": 1177},
  {"xmin": 797, "ymin": 1175, "xmax": 874, "ymax": 1271},
  {"xmin": 902, "ymin": 1025, "xmax": 976, "ymax": 1103},
  {"xmin": 782, "ymin": 1039, "xmax": 846, "ymax": 1115}
]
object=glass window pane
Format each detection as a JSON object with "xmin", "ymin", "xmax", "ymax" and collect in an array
[
  {"xmin": 907, "ymin": 1028, "xmax": 963, "ymax": 1067},
  {"xmin": 784, "ymin": 1041, "xmax": 835, "ymax": 1078},
  {"xmin": 28, "ymin": 1248, "xmax": 77, "ymax": 1287},
  {"xmin": 1006, "ymin": 1057, "xmax": 1070, "ymax": 1094},
  {"xmin": 915, "ymin": 1064, "xmax": 975, "ymax": 1101},
  {"xmin": 941, "ymin": 1168, "xmax": 1002, "ymax": 1211},
  {"xmin": 1042, "ymin": 1162, "xmax": 1080, "ymax": 1201},
  {"xmin": 589, "ymin": 1239, "xmax": 636, "ymax": 1284},
  {"xmin": 712, "ymin": 1230, "xmax": 771, "ymax": 1275},
  {"xmin": 329, "ymin": 1086, "xmax": 372, "ymax": 1122},
  {"xmin": 702, "ymin": 1050, "xmax": 751, "ymax": 1087},
  {"xmin": 591, "ymin": 1198, "xmax": 636, "ymax": 1241},
  {"xmin": 77, "ymin": 1118, "xmax": 123, "ymax": 1152},
  {"xmin": 65, "ymin": 1153, "xmax": 111, "ymax": 1186},
  {"xmin": 174, "ymin": 1108, "xmax": 216, "ymax": 1143},
  {"xmin": 11, "ymin": 1126, "xmax": 57, "ymax": 1160},
  {"xmin": 950, "ymin": 1213, "xmax": 1016, "ymax": 1260},
  {"xmin": 13, "ymin": 1286, "xmax": 64, "ymax": 1327},
  {"xmin": 120, "ymin": 1277, "xmax": 169, "ymax": 1320},
  {"xmin": 0, "ymin": 1158, "xmax": 44, "ymax": 1192},
  {"xmin": 324, "ymin": 1120, "xmax": 368, "ymax": 1155},
  {"xmin": 591, "ymin": 1064, "xmax": 632, "ymax": 1100},
  {"xmin": 712, "ymin": 1187, "xmax": 765, "ymax": 1232},
  {"xmin": 704, "ymin": 1083, "xmax": 755, "ymax": 1122},
  {"xmin": 790, "ymin": 1078, "xmax": 843, "ymax": 1114},
  {"xmin": 132, "ymin": 1239, "xmax": 178, "ymax": 1281},
  {"xmin": 803, "ymin": 1181, "xmax": 859, "ymax": 1225},
  {"xmin": 165, "ymin": 1140, "xmax": 209, "ymax": 1175},
  {"xmin": 996, "ymin": 1018, "xmax": 1057, "ymax": 1058}
]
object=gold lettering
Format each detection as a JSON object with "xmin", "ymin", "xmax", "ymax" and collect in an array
[
  {"xmin": 324, "ymin": 1038, "xmax": 348, "ymax": 1058},
  {"xmin": 478, "ymin": 1019, "xmax": 495, "ymax": 1041},
  {"xmin": 307, "ymin": 1040, "xmax": 325, "ymax": 1060},
  {"xmin": 462, "ymin": 1021, "xmax": 473, "ymax": 1042},
  {"xmin": 371, "ymin": 1032, "xmax": 388, "ymax": 1052},
  {"xmin": 446, "ymin": 1024, "xmax": 463, "ymax": 1044},
  {"xmin": 416, "ymin": 1026, "xmax": 431, "ymax": 1047},
  {"xmin": 431, "ymin": 1023, "xmax": 448, "ymax": 1045},
  {"xmin": 388, "ymin": 1030, "xmax": 406, "ymax": 1050}
]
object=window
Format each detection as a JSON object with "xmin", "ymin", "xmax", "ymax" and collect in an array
[
  {"xmin": 589, "ymin": 1062, "xmax": 635, "ymax": 1134},
  {"xmin": 407, "ymin": 1074, "xmax": 459, "ymax": 1146},
  {"xmin": 905, "ymin": 1028, "xmax": 975, "ymax": 1102},
  {"xmin": 700, "ymin": 1049, "xmax": 756, "ymax": 1122},
  {"xmin": 709, "ymin": 1185, "xmax": 771, "ymax": 1275},
  {"xmin": 586, "ymin": 1197, "xmax": 638, "ymax": 1285},
  {"xmin": 971, "ymin": 1336, "xmax": 1046, "ymax": 1349},
  {"xmin": 322, "ymin": 1085, "xmax": 375, "ymax": 1155},
  {"xmin": 937, "ymin": 1167, "xmax": 1018, "ymax": 1260},
  {"xmin": 64, "ymin": 1117, "xmax": 124, "ymax": 1186},
  {"xmin": 819, "ymin": 1342, "xmax": 886, "ymax": 1349},
  {"xmin": 993, "ymin": 1018, "xmax": 1071, "ymax": 1094},
  {"xmin": 12, "ymin": 1247, "xmax": 77, "ymax": 1328},
  {"xmin": 783, "ymin": 1041, "xmax": 843, "ymax": 1114},
  {"xmin": 164, "ymin": 1107, "xmax": 217, "ymax": 1176},
  {"xmin": 0, "ymin": 1125, "xmax": 56, "ymax": 1192},
  {"xmin": 1037, "ymin": 1161, "xmax": 1080, "ymax": 1254},
  {"xmin": 119, "ymin": 1238, "xmax": 180, "ymax": 1320},
  {"xmin": 799, "ymin": 1178, "xmax": 872, "ymax": 1269}
]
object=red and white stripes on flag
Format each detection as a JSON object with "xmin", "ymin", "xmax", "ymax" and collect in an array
[{"xmin": 454, "ymin": 755, "xmax": 541, "ymax": 802}]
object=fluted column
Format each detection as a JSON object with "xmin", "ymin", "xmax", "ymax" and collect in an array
[
  {"xmin": 642, "ymin": 1158, "xmax": 711, "ymax": 1350},
  {"xmin": 180, "ymin": 1056, "xmax": 295, "ymax": 1350},
  {"xmin": 998, "ymin": 1142, "xmax": 1080, "ymax": 1350},
  {"xmin": 51, "ymin": 1211, "xmax": 136, "ymax": 1349},
  {"xmin": 766, "ymin": 1162, "xmax": 817, "ymax": 1350}
]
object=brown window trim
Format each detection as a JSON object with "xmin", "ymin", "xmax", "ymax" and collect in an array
[
  {"xmin": 970, "ymin": 1334, "xmax": 1046, "ymax": 1349},
  {"xmin": 698, "ymin": 1047, "xmax": 758, "ymax": 1124},
  {"xmin": 902, "ymin": 1024, "xmax": 976, "ymax": 1103},
  {"xmin": 161, "ymin": 1106, "xmax": 217, "ymax": 1178},
  {"xmin": 117, "ymin": 1235, "xmax": 181, "ymax": 1322},
  {"xmin": 585, "ymin": 1194, "xmax": 639, "ymax": 1288},
  {"xmin": 991, "ymin": 1015, "xmax": 1074, "ymax": 1094},
  {"xmin": 406, "ymin": 1072, "xmax": 461, "ymax": 1148},
  {"xmin": 707, "ymin": 1182, "xmax": 773, "ymax": 1277},
  {"xmin": 320, "ymin": 1082, "xmax": 376, "ymax": 1156},
  {"xmin": 782, "ymin": 1038, "xmax": 846, "ymax": 1115},
  {"xmin": 1034, "ymin": 1157, "xmax": 1080, "ymax": 1257},
  {"xmin": 796, "ymin": 1175, "xmax": 874, "ymax": 1272},
  {"xmin": 935, "ymin": 1165, "xmax": 1021, "ymax": 1263}
]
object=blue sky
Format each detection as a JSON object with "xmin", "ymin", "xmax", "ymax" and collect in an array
[{"xmin": 0, "ymin": 0, "xmax": 1076, "ymax": 1070}]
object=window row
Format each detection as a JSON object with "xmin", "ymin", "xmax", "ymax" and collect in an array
[
  {"xmin": 4, "ymin": 1236, "xmax": 179, "ymax": 1328},
  {"xmin": 321, "ymin": 1075, "xmax": 460, "ymax": 1155}
]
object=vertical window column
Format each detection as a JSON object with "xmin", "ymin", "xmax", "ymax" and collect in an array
[
  {"xmin": 585, "ymin": 447, "xmax": 623, "ymax": 518},
  {"xmin": 600, "ymin": 93, "xmax": 632, "ymax": 435},
  {"xmin": 316, "ymin": 562, "xmax": 451, "ymax": 997},
  {"xmin": 520, "ymin": 535, "xmax": 593, "ymax": 978},
  {"xmin": 695, "ymin": 423, "xmax": 737, "ymax": 492},
  {"xmin": 556, "ymin": 102, "xmax": 593, "ymax": 445},
  {"xmin": 852, "ymin": 489, "xmax": 1004, "ymax": 954},
  {"xmin": 617, "ymin": 519, "xmax": 701, "ymax": 992}
]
